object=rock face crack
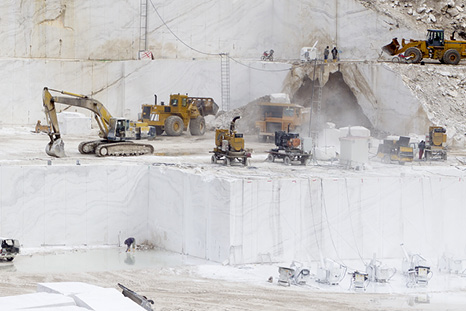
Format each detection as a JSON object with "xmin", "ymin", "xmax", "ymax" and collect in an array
[{"xmin": 39, "ymin": 5, "xmax": 73, "ymax": 31}]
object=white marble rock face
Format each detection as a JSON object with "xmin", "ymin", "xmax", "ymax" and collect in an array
[{"xmin": 0, "ymin": 163, "xmax": 466, "ymax": 264}]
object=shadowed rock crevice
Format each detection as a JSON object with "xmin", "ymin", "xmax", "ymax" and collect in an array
[{"xmin": 292, "ymin": 71, "xmax": 373, "ymax": 132}]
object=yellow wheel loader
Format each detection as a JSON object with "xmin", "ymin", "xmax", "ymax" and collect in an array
[
  {"xmin": 383, "ymin": 29, "xmax": 466, "ymax": 65},
  {"xmin": 42, "ymin": 87, "xmax": 155, "ymax": 158},
  {"xmin": 210, "ymin": 116, "xmax": 251, "ymax": 166},
  {"xmin": 140, "ymin": 94, "xmax": 219, "ymax": 136}
]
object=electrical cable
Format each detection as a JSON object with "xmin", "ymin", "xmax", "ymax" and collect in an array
[
  {"xmin": 308, "ymin": 178, "xmax": 322, "ymax": 252},
  {"xmin": 320, "ymin": 179, "xmax": 346, "ymax": 266},
  {"xmin": 148, "ymin": 0, "xmax": 293, "ymax": 73},
  {"xmin": 344, "ymin": 178, "xmax": 367, "ymax": 266},
  {"xmin": 148, "ymin": 0, "xmax": 219, "ymax": 57}
]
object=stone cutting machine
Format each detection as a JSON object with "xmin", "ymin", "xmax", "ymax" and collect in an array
[
  {"xmin": 277, "ymin": 261, "xmax": 311, "ymax": 286},
  {"xmin": 315, "ymin": 258, "xmax": 347, "ymax": 285},
  {"xmin": 365, "ymin": 253, "xmax": 397, "ymax": 283},
  {"xmin": 400, "ymin": 243, "xmax": 433, "ymax": 287}
]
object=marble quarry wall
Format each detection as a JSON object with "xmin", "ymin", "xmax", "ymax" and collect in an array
[
  {"xmin": 0, "ymin": 0, "xmax": 417, "ymax": 61},
  {"xmin": 2, "ymin": 164, "xmax": 464, "ymax": 264},
  {"xmin": 2, "ymin": 59, "xmax": 427, "ymax": 139},
  {"xmin": 0, "ymin": 0, "xmax": 431, "ymax": 137},
  {"xmin": 0, "ymin": 59, "xmax": 289, "ymax": 126}
]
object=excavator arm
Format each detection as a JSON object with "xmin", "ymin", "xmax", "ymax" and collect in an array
[{"xmin": 42, "ymin": 87, "xmax": 114, "ymax": 157}]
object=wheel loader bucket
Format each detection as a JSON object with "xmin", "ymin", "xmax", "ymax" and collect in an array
[
  {"xmin": 382, "ymin": 38, "xmax": 400, "ymax": 56},
  {"xmin": 201, "ymin": 99, "xmax": 219, "ymax": 116},
  {"xmin": 45, "ymin": 138, "xmax": 66, "ymax": 158}
]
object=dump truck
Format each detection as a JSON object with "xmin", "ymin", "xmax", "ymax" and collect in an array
[
  {"xmin": 425, "ymin": 126, "xmax": 447, "ymax": 160},
  {"xmin": 266, "ymin": 130, "xmax": 312, "ymax": 165},
  {"xmin": 42, "ymin": 87, "xmax": 155, "ymax": 157},
  {"xmin": 140, "ymin": 94, "xmax": 219, "ymax": 136},
  {"xmin": 377, "ymin": 136, "xmax": 414, "ymax": 165},
  {"xmin": 383, "ymin": 29, "xmax": 466, "ymax": 64},
  {"xmin": 210, "ymin": 116, "xmax": 251, "ymax": 166},
  {"xmin": 255, "ymin": 102, "xmax": 305, "ymax": 142}
]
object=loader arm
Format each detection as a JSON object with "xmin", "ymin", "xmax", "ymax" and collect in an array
[{"xmin": 42, "ymin": 87, "xmax": 114, "ymax": 157}]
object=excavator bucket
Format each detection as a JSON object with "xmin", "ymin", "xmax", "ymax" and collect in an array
[
  {"xmin": 382, "ymin": 38, "xmax": 400, "ymax": 56},
  {"xmin": 45, "ymin": 138, "xmax": 66, "ymax": 158}
]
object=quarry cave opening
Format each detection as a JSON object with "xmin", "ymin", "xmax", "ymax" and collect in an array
[{"xmin": 292, "ymin": 71, "xmax": 374, "ymax": 134}]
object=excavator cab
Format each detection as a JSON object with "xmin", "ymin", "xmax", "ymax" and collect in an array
[{"xmin": 108, "ymin": 118, "xmax": 128, "ymax": 141}]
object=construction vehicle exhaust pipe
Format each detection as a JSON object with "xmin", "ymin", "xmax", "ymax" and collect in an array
[{"xmin": 45, "ymin": 138, "xmax": 66, "ymax": 158}]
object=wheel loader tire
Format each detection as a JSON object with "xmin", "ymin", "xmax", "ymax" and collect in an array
[
  {"xmin": 165, "ymin": 116, "xmax": 184, "ymax": 136},
  {"xmin": 404, "ymin": 47, "xmax": 422, "ymax": 63},
  {"xmin": 443, "ymin": 49, "xmax": 460, "ymax": 65},
  {"xmin": 266, "ymin": 153, "xmax": 275, "ymax": 162},
  {"xmin": 189, "ymin": 116, "xmax": 206, "ymax": 136},
  {"xmin": 223, "ymin": 157, "xmax": 231, "ymax": 166},
  {"xmin": 211, "ymin": 155, "xmax": 217, "ymax": 164}
]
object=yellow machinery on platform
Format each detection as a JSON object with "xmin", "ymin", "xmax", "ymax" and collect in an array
[
  {"xmin": 140, "ymin": 93, "xmax": 218, "ymax": 136},
  {"xmin": 383, "ymin": 29, "xmax": 466, "ymax": 65},
  {"xmin": 42, "ymin": 87, "xmax": 155, "ymax": 157},
  {"xmin": 377, "ymin": 136, "xmax": 414, "ymax": 165},
  {"xmin": 425, "ymin": 126, "xmax": 447, "ymax": 160},
  {"xmin": 210, "ymin": 116, "xmax": 251, "ymax": 166},
  {"xmin": 255, "ymin": 102, "xmax": 305, "ymax": 142}
]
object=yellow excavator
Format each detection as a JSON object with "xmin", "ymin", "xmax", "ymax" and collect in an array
[{"xmin": 42, "ymin": 87, "xmax": 155, "ymax": 157}]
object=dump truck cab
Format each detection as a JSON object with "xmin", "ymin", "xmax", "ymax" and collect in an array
[{"xmin": 255, "ymin": 102, "xmax": 304, "ymax": 142}]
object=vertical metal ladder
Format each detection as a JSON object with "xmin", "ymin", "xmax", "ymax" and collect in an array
[
  {"xmin": 220, "ymin": 53, "xmax": 231, "ymax": 111},
  {"xmin": 139, "ymin": 0, "xmax": 148, "ymax": 56},
  {"xmin": 309, "ymin": 60, "xmax": 324, "ymax": 133}
]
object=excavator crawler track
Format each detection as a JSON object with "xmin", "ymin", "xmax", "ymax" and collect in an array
[
  {"xmin": 78, "ymin": 140, "xmax": 105, "ymax": 154},
  {"xmin": 95, "ymin": 142, "xmax": 154, "ymax": 157}
]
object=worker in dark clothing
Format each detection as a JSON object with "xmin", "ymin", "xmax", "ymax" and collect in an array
[
  {"xmin": 124, "ymin": 237, "xmax": 136, "ymax": 252},
  {"xmin": 331, "ymin": 47, "xmax": 338, "ymax": 62},
  {"xmin": 418, "ymin": 140, "xmax": 426, "ymax": 160},
  {"xmin": 324, "ymin": 46, "xmax": 329, "ymax": 63}
]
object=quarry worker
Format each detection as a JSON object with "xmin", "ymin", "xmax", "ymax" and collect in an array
[
  {"xmin": 332, "ymin": 47, "xmax": 338, "ymax": 62},
  {"xmin": 124, "ymin": 237, "xmax": 136, "ymax": 252},
  {"xmin": 418, "ymin": 140, "xmax": 426, "ymax": 160},
  {"xmin": 324, "ymin": 46, "xmax": 329, "ymax": 63}
]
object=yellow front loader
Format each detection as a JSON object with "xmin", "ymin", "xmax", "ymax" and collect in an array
[{"xmin": 383, "ymin": 29, "xmax": 466, "ymax": 64}]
